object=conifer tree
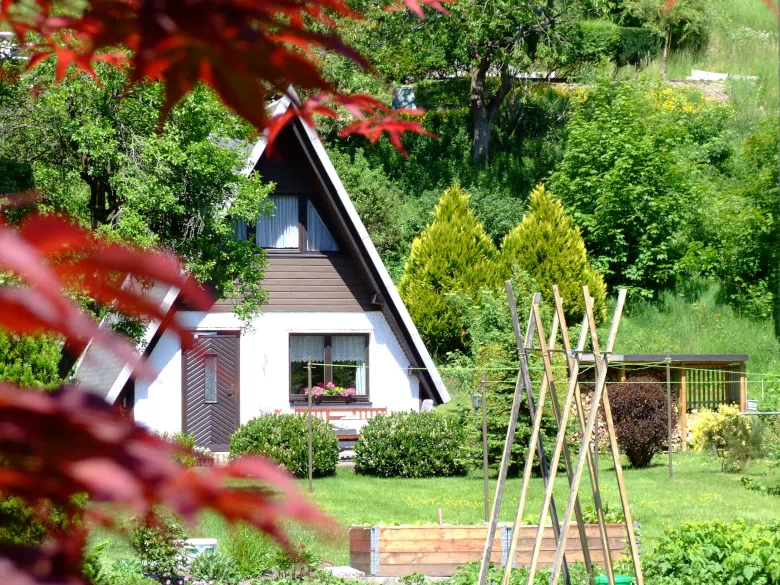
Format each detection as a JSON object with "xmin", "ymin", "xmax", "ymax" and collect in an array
[
  {"xmin": 399, "ymin": 186, "xmax": 500, "ymax": 357},
  {"xmin": 501, "ymin": 184, "xmax": 607, "ymax": 323}
]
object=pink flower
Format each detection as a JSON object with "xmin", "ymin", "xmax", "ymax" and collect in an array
[{"xmin": 326, "ymin": 381, "xmax": 336, "ymax": 389}]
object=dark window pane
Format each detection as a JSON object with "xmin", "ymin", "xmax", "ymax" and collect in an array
[
  {"xmin": 204, "ymin": 355, "xmax": 217, "ymax": 403},
  {"xmin": 332, "ymin": 363, "xmax": 357, "ymax": 388},
  {"xmin": 290, "ymin": 361, "xmax": 324, "ymax": 394}
]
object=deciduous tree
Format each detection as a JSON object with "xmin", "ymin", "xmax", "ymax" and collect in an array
[{"xmin": 348, "ymin": 0, "xmax": 596, "ymax": 164}]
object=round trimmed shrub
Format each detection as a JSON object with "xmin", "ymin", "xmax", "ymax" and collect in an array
[
  {"xmin": 229, "ymin": 413, "xmax": 338, "ymax": 478},
  {"xmin": 608, "ymin": 375, "xmax": 672, "ymax": 468},
  {"xmin": 354, "ymin": 411, "xmax": 467, "ymax": 478}
]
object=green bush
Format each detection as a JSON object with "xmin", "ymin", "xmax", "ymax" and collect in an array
[
  {"xmin": 187, "ymin": 551, "xmax": 241, "ymax": 585},
  {"xmin": 549, "ymin": 81, "xmax": 732, "ymax": 297},
  {"xmin": 500, "ymin": 184, "xmax": 606, "ymax": 324},
  {"xmin": 617, "ymin": 27, "xmax": 660, "ymax": 66},
  {"xmin": 230, "ymin": 413, "xmax": 339, "ymax": 478},
  {"xmin": 0, "ymin": 496, "xmax": 48, "ymax": 545},
  {"xmin": 0, "ymin": 330, "xmax": 62, "ymax": 389},
  {"xmin": 398, "ymin": 186, "xmax": 500, "ymax": 357},
  {"xmin": 129, "ymin": 511, "xmax": 187, "ymax": 580},
  {"xmin": 690, "ymin": 404, "xmax": 764, "ymax": 472},
  {"xmin": 354, "ymin": 411, "xmax": 467, "ymax": 478},
  {"xmin": 157, "ymin": 431, "xmax": 209, "ymax": 468},
  {"xmin": 560, "ymin": 21, "xmax": 659, "ymax": 68},
  {"xmin": 83, "ymin": 541, "xmax": 109, "ymax": 585},
  {"xmin": 443, "ymin": 271, "xmax": 560, "ymax": 476},
  {"xmin": 643, "ymin": 520, "xmax": 780, "ymax": 585}
]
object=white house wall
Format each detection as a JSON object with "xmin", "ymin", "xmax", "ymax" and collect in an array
[{"xmin": 132, "ymin": 311, "xmax": 421, "ymax": 433}]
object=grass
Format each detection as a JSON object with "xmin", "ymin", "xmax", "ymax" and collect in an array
[
  {"xmin": 97, "ymin": 452, "xmax": 780, "ymax": 568},
  {"xmin": 602, "ymin": 284, "xmax": 780, "ymax": 382}
]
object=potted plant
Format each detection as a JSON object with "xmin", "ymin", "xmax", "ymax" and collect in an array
[{"xmin": 301, "ymin": 383, "xmax": 358, "ymax": 404}]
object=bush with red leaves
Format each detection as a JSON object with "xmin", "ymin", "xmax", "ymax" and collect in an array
[{"xmin": 608, "ymin": 375, "xmax": 674, "ymax": 468}]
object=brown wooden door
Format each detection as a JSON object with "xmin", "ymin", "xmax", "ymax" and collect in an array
[{"xmin": 183, "ymin": 332, "xmax": 240, "ymax": 451}]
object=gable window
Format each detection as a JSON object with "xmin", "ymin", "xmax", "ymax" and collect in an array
[
  {"xmin": 238, "ymin": 194, "xmax": 339, "ymax": 252},
  {"xmin": 256, "ymin": 195, "xmax": 299, "ymax": 248},
  {"xmin": 289, "ymin": 334, "xmax": 368, "ymax": 401}
]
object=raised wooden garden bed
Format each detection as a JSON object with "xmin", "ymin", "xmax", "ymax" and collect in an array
[{"xmin": 349, "ymin": 524, "xmax": 627, "ymax": 577}]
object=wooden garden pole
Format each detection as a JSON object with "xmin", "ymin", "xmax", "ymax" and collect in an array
[
  {"xmin": 477, "ymin": 303, "xmax": 533, "ymax": 585},
  {"xmin": 504, "ymin": 284, "xmax": 571, "ymax": 585},
  {"xmin": 307, "ymin": 357, "xmax": 313, "ymax": 493},
  {"xmin": 547, "ymin": 288, "xmax": 627, "ymax": 585},
  {"xmin": 502, "ymin": 304, "xmax": 593, "ymax": 585},
  {"xmin": 525, "ymin": 289, "xmax": 625, "ymax": 585},
  {"xmin": 582, "ymin": 293, "xmax": 644, "ymax": 585},
  {"xmin": 552, "ymin": 286, "xmax": 613, "ymax": 585},
  {"xmin": 481, "ymin": 371, "xmax": 489, "ymax": 523},
  {"xmin": 679, "ymin": 368, "xmax": 688, "ymax": 451},
  {"xmin": 666, "ymin": 351, "xmax": 673, "ymax": 480}
]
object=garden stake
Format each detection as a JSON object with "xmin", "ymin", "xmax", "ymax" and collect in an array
[
  {"xmin": 523, "ymin": 289, "xmax": 625, "ymax": 585},
  {"xmin": 547, "ymin": 288, "xmax": 627, "ymax": 585},
  {"xmin": 481, "ymin": 371, "xmax": 489, "ymax": 523},
  {"xmin": 553, "ymin": 287, "xmax": 614, "ymax": 585},
  {"xmin": 501, "ymin": 302, "xmax": 590, "ymax": 585},
  {"xmin": 580, "ymin": 289, "xmax": 643, "ymax": 585},
  {"xmin": 307, "ymin": 357, "xmax": 313, "ymax": 493},
  {"xmin": 666, "ymin": 351, "xmax": 673, "ymax": 479},
  {"xmin": 504, "ymin": 284, "xmax": 571, "ymax": 585},
  {"xmin": 477, "ymin": 298, "xmax": 534, "ymax": 585}
]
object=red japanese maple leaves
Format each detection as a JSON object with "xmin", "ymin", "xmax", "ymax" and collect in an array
[
  {"xmin": 1, "ymin": 0, "xmax": 447, "ymax": 156},
  {"xmin": 0, "ymin": 211, "xmax": 333, "ymax": 584}
]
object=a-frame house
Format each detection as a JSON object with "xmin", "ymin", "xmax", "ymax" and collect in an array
[{"xmin": 73, "ymin": 93, "xmax": 448, "ymax": 452}]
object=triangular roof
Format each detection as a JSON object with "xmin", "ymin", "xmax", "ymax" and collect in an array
[{"xmin": 248, "ymin": 91, "xmax": 448, "ymax": 403}]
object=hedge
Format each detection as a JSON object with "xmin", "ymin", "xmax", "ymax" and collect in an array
[
  {"xmin": 229, "ymin": 413, "xmax": 339, "ymax": 478},
  {"xmin": 354, "ymin": 411, "xmax": 467, "ymax": 478}
]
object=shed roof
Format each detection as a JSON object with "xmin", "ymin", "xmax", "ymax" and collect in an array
[{"xmin": 579, "ymin": 353, "xmax": 748, "ymax": 364}]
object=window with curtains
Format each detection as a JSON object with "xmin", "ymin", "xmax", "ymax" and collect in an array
[
  {"xmin": 289, "ymin": 334, "xmax": 368, "ymax": 400},
  {"xmin": 236, "ymin": 194, "xmax": 339, "ymax": 252}
]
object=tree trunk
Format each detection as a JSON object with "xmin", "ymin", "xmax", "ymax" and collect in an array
[
  {"xmin": 662, "ymin": 28, "xmax": 671, "ymax": 81},
  {"xmin": 470, "ymin": 58, "xmax": 513, "ymax": 165}
]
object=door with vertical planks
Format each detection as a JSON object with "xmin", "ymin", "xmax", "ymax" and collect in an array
[{"xmin": 183, "ymin": 332, "xmax": 240, "ymax": 452}]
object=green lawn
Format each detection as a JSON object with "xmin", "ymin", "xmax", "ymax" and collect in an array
[{"xmin": 99, "ymin": 452, "xmax": 780, "ymax": 568}]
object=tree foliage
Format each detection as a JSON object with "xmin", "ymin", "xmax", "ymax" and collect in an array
[
  {"xmin": 548, "ymin": 82, "xmax": 732, "ymax": 298},
  {"xmin": 347, "ymin": 0, "xmax": 595, "ymax": 163},
  {"xmin": 0, "ymin": 66, "xmax": 273, "ymax": 322},
  {"xmin": 501, "ymin": 184, "xmax": 606, "ymax": 324},
  {"xmin": 398, "ymin": 186, "xmax": 500, "ymax": 357}
]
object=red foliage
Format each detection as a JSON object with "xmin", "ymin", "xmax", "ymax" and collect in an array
[
  {"xmin": 1, "ymin": 0, "xmax": 440, "ymax": 155},
  {"xmin": 0, "ymin": 212, "xmax": 333, "ymax": 584}
]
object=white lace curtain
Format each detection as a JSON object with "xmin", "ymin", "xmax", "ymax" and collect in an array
[
  {"xmin": 290, "ymin": 336, "xmax": 325, "ymax": 363},
  {"xmin": 257, "ymin": 195, "xmax": 298, "ymax": 248},
  {"xmin": 332, "ymin": 336, "xmax": 367, "ymax": 395},
  {"xmin": 307, "ymin": 200, "xmax": 338, "ymax": 251}
]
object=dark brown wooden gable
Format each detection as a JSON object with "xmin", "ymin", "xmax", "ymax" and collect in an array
[{"xmin": 212, "ymin": 124, "xmax": 374, "ymax": 313}]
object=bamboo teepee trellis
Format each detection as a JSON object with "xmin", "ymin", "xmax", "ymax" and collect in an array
[{"xmin": 477, "ymin": 283, "xmax": 643, "ymax": 585}]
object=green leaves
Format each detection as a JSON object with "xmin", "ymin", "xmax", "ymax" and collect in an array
[
  {"xmin": 398, "ymin": 185, "xmax": 500, "ymax": 357},
  {"xmin": 500, "ymin": 184, "xmax": 607, "ymax": 324},
  {"xmin": 644, "ymin": 520, "xmax": 780, "ymax": 585},
  {"xmin": 230, "ymin": 414, "xmax": 339, "ymax": 479},
  {"xmin": 549, "ymin": 82, "xmax": 732, "ymax": 297},
  {"xmin": 354, "ymin": 411, "xmax": 467, "ymax": 478}
]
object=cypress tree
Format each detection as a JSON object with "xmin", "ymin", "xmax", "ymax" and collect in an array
[
  {"xmin": 501, "ymin": 184, "xmax": 607, "ymax": 323},
  {"xmin": 399, "ymin": 186, "xmax": 500, "ymax": 357}
]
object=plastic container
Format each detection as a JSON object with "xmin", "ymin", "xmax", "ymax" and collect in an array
[{"xmin": 594, "ymin": 576, "xmax": 633, "ymax": 585}]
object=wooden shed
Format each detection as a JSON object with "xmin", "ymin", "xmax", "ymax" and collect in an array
[{"xmin": 578, "ymin": 354, "xmax": 748, "ymax": 451}]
